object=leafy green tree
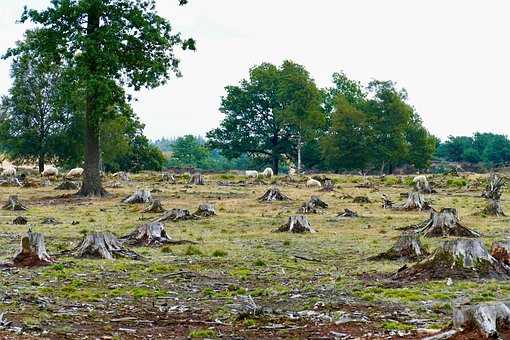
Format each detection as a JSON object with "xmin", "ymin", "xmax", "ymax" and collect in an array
[
  {"xmin": 0, "ymin": 38, "xmax": 80, "ymax": 172},
  {"xmin": 207, "ymin": 61, "xmax": 323, "ymax": 174},
  {"xmin": 167, "ymin": 135, "xmax": 210, "ymax": 168},
  {"xmin": 6, "ymin": 0, "xmax": 195, "ymax": 196},
  {"xmin": 404, "ymin": 114, "xmax": 439, "ymax": 169}
]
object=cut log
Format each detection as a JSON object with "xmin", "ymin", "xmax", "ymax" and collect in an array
[
  {"xmin": 2, "ymin": 195, "xmax": 27, "ymax": 211},
  {"xmin": 122, "ymin": 189, "xmax": 152, "ymax": 204},
  {"xmin": 394, "ymin": 239, "xmax": 510, "ymax": 281},
  {"xmin": 381, "ymin": 194, "xmax": 394, "ymax": 209},
  {"xmin": 12, "ymin": 216, "xmax": 28, "ymax": 225},
  {"xmin": 154, "ymin": 208, "xmax": 194, "ymax": 222},
  {"xmin": 189, "ymin": 172, "xmax": 205, "ymax": 185},
  {"xmin": 121, "ymin": 222, "xmax": 195, "ymax": 246},
  {"xmin": 353, "ymin": 196, "xmax": 371, "ymax": 204},
  {"xmin": 142, "ymin": 199, "xmax": 165, "ymax": 213},
  {"xmin": 393, "ymin": 192, "xmax": 432, "ymax": 211},
  {"xmin": 416, "ymin": 208, "xmax": 480, "ymax": 238},
  {"xmin": 299, "ymin": 196, "xmax": 328, "ymax": 214},
  {"xmin": 193, "ymin": 203, "xmax": 216, "ymax": 217},
  {"xmin": 258, "ymin": 186, "xmax": 291, "ymax": 202},
  {"xmin": 481, "ymin": 173, "xmax": 505, "ymax": 216},
  {"xmin": 320, "ymin": 179, "xmax": 335, "ymax": 192},
  {"xmin": 274, "ymin": 215, "xmax": 317, "ymax": 233},
  {"xmin": 72, "ymin": 232, "xmax": 141, "ymax": 260},
  {"xmin": 337, "ymin": 208, "xmax": 359, "ymax": 218},
  {"xmin": 55, "ymin": 181, "xmax": 80, "ymax": 190},
  {"xmin": 370, "ymin": 233, "xmax": 428, "ymax": 261},
  {"xmin": 453, "ymin": 301, "xmax": 510, "ymax": 338},
  {"xmin": 13, "ymin": 231, "xmax": 55, "ymax": 267}
]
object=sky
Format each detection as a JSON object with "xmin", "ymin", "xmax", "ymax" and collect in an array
[{"xmin": 1, "ymin": 0, "xmax": 509, "ymax": 141}]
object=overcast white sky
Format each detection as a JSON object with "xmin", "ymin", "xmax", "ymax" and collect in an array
[{"xmin": 1, "ymin": 0, "xmax": 509, "ymax": 141}]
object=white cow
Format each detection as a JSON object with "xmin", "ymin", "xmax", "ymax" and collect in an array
[
  {"xmin": 261, "ymin": 167, "xmax": 274, "ymax": 177},
  {"xmin": 306, "ymin": 177, "xmax": 322, "ymax": 188},
  {"xmin": 42, "ymin": 165, "xmax": 59, "ymax": 177},
  {"xmin": 66, "ymin": 167, "xmax": 84, "ymax": 179},
  {"xmin": 245, "ymin": 170, "xmax": 259, "ymax": 178}
]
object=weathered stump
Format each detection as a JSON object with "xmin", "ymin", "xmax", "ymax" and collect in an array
[
  {"xmin": 154, "ymin": 208, "xmax": 194, "ymax": 222},
  {"xmin": 194, "ymin": 203, "xmax": 216, "ymax": 217},
  {"xmin": 394, "ymin": 239, "xmax": 510, "ymax": 281},
  {"xmin": 393, "ymin": 192, "xmax": 431, "ymax": 211},
  {"xmin": 13, "ymin": 216, "xmax": 28, "ymax": 225},
  {"xmin": 299, "ymin": 196, "xmax": 328, "ymax": 214},
  {"xmin": 13, "ymin": 231, "xmax": 55, "ymax": 267},
  {"xmin": 337, "ymin": 208, "xmax": 359, "ymax": 218},
  {"xmin": 122, "ymin": 189, "xmax": 152, "ymax": 204},
  {"xmin": 416, "ymin": 208, "xmax": 480, "ymax": 238},
  {"xmin": 2, "ymin": 195, "xmax": 27, "ymax": 211},
  {"xmin": 113, "ymin": 171, "xmax": 129, "ymax": 181},
  {"xmin": 381, "ymin": 194, "xmax": 394, "ymax": 209},
  {"xmin": 161, "ymin": 172, "xmax": 176, "ymax": 183},
  {"xmin": 121, "ymin": 222, "xmax": 195, "ymax": 246},
  {"xmin": 353, "ymin": 196, "xmax": 371, "ymax": 204},
  {"xmin": 55, "ymin": 181, "xmax": 80, "ymax": 190},
  {"xmin": 491, "ymin": 241, "xmax": 510, "ymax": 265},
  {"xmin": 189, "ymin": 172, "xmax": 205, "ymax": 185},
  {"xmin": 320, "ymin": 180, "xmax": 335, "ymax": 192},
  {"xmin": 274, "ymin": 215, "xmax": 317, "ymax": 233},
  {"xmin": 453, "ymin": 301, "xmax": 510, "ymax": 338},
  {"xmin": 258, "ymin": 186, "xmax": 290, "ymax": 202},
  {"xmin": 370, "ymin": 233, "xmax": 428, "ymax": 261},
  {"xmin": 142, "ymin": 199, "xmax": 165, "ymax": 213},
  {"xmin": 72, "ymin": 232, "xmax": 140, "ymax": 260},
  {"xmin": 481, "ymin": 173, "xmax": 505, "ymax": 216}
]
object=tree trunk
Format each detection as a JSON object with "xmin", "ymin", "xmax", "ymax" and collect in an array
[
  {"xmin": 272, "ymin": 154, "xmax": 279, "ymax": 176},
  {"xmin": 78, "ymin": 6, "xmax": 106, "ymax": 197},
  {"xmin": 297, "ymin": 134, "xmax": 302, "ymax": 175},
  {"xmin": 38, "ymin": 154, "xmax": 44, "ymax": 174}
]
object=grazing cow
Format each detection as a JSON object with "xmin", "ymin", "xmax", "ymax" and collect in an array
[
  {"xmin": 66, "ymin": 167, "xmax": 84, "ymax": 179},
  {"xmin": 306, "ymin": 177, "xmax": 322, "ymax": 188},
  {"xmin": 245, "ymin": 170, "xmax": 259, "ymax": 178},
  {"xmin": 42, "ymin": 165, "xmax": 59, "ymax": 178},
  {"xmin": 261, "ymin": 167, "xmax": 274, "ymax": 178}
]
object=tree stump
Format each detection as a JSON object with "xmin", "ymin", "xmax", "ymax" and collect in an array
[
  {"xmin": 353, "ymin": 196, "xmax": 371, "ymax": 204},
  {"xmin": 154, "ymin": 208, "xmax": 194, "ymax": 222},
  {"xmin": 13, "ymin": 231, "xmax": 55, "ymax": 267},
  {"xmin": 394, "ymin": 239, "xmax": 510, "ymax": 281},
  {"xmin": 55, "ymin": 181, "xmax": 80, "ymax": 190},
  {"xmin": 193, "ymin": 203, "xmax": 216, "ymax": 217},
  {"xmin": 258, "ymin": 186, "xmax": 291, "ymax": 201},
  {"xmin": 142, "ymin": 199, "xmax": 165, "ymax": 213},
  {"xmin": 189, "ymin": 172, "xmax": 205, "ymax": 185},
  {"xmin": 41, "ymin": 217, "xmax": 60, "ymax": 225},
  {"xmin": 121, "ymin": 222, "xmax": 194, "ymax": 246},
  {"xmin": 274, "ymin": 215, "xmax": 317, "ymax": 233},
  {"xmin": 13, "ymin": 216, "xmax": 28, "ymax": 225},
  {"xmin": 113, "ymin": 171, "xmax": 129, "ymax": 181},
  {"xmin": 320, "ymin": 179, "xmax": 335, "ymax": 192},
  {"xmin": 337, "ymin": 209, "xmax": 359, "ymax": 218},
  {"xmin": 299, "ymin": 196, "xmax": 328, "ymax": 214},
  {"xmin": 453, "ymin": 301, "xmax": 510, "ymax": 338},
  {"xmin": 416, "ymin": 208, "xmax": 480, "ymax": 238},
  {"xmin": 381, "ymin": 194, "xmax": 394, "ymax": 209},
  {"xmin": 2, "ymin": 195, "xmax": 27, "ymax": 211},
  {"xmin": 72, "ymin": 232, "xmax": 140, "ymax": 260},
  {"xmin": 481, "ymin": 173, "xmax": 505, "ymax": 216},
  {"xmin": 491, "ymin": 241, "xmax": 510, "ymax": 265},
  {"xmin": 161, "ymin": 172, "xmax": 176, "ymax": 183},
  {"xmin": 370, "ymin": 233, "xmax": 428, "ymax": 261},
  {"xmin": 122, "ymin": 189, "xmax": 153, "ymax": 204},
  {"xmin": 393, "ymin": 192, "xmax": 431, "ymax": 211}
]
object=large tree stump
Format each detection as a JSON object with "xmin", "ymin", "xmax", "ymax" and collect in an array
[
  {"xmin": 2, "ymin": 195, "xmax": 27, "ymax": 211},
  {"xmin": 274, "ymin": 215, "xmax": 317, "ymax": 233},
  {"xmin": 381, "ymin": 194, "xmax": 394, "ymax": 209},
  {"xmin": 55, "ymin": 181, "xmax": 80, "ymax": 190},
  {"xmin": 258, "ymin": 186, "xmax": 291, "ymax": 202},
  {"xmin": 299, "ymin": 196, "xmax": 328, "ymax": 214},
  {"xmin": 393, "ymin": 192, "xmax": 431, "ymax": 211},
  {"xmin": 72, "ymin": 232, "xmax": 140, "ymax": 260},
  {"xmin": 189, "ymin": 172, "xmax": 205, "ymax": 185},
  {"xmin": 453, "ymin": 302, "xmax": 510, "ymax": 338},
  {"xmin": 193, "ymin": 203, "xmax": 216, "ymax": 217},
  {"xmin": 142, "ymin": 199, "xmax": 165, "ymax": 213},
  {"xmin": 122, "ymin": 189, "xmax": 153, "ymax": 204},
  {"xmin": 13, "ymin": 231, "xmax": 55, "ymax": 267},
  {"xmin": 121, "ymin": 222, "xmax": 195, "ymax": 246},
  {"xmin": 416, "ymin": 208, "xmax": 480, "ymax": 238},
  {"xmin": 337, "ymin": 208, "xmax": 359, "ymax": 218},
  {"xmin": 481, "ymin": 173, "xmax": 505, "ymax": 216},
  {"xmin": 370, "ymin": 233, "xmax": 428, "ymax": 261},
  {"xmin": 394, "ymin": 239, "xmax": 510, "ymax": 281},
  {"xmin": 320, "ymin": 179, "xmax": 335, "ymax": 192},
  {"xmin": 154, "ymin": 208, "xmax": 194, "ymax": 222}
]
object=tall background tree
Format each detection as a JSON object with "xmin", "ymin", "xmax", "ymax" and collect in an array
[
  {"xmin": 207, "ymin": 61, "xmax": 323, "ymax": 174},
  {"xmin": 5, "ymin": 0, "xmax": 195, "ymax": 196}
]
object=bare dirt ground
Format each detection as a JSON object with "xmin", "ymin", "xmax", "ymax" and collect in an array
[{"xmin": 0, "ymin": 172, "xmax": 508, "ymax": 339}]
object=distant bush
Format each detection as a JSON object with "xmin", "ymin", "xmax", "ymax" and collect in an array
[{"xmin": 446, "ymin": 177, "xmax": 468, "ymax": 188}]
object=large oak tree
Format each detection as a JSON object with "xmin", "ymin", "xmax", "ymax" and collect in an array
[{"xmin": 5, "ymin": 0, "xmax": 194, "ymax": 196}]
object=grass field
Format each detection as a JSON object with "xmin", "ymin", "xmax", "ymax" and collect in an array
[{"xmin": 0, "ymin": 172, "xmax": 508, "ymax": 339}]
